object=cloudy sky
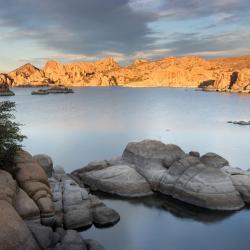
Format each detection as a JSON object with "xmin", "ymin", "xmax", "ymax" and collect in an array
[{"xmin": 0, "ymin": 0, "xmax": 250, "ymax": 71}]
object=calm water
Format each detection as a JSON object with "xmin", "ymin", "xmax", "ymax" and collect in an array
[{"xmin": 2, "ymin": 87, "xmax": 250, "ymax": 250}]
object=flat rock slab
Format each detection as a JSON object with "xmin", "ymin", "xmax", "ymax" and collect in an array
[{"xmin": 77, "ymin": 164, "xmax": 153, "ymax": 197}]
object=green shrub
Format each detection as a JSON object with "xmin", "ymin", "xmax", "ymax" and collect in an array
[{"xmin": 0, "ymin": 101, "xmax": 26, "ymax": 173}]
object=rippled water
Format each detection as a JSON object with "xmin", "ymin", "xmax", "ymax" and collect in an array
[{"xmin": 2, "ymin": 87, "xmax": 250, "ymax": 250}]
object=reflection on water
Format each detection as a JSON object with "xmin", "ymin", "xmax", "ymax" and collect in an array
[
  {"xmin": 3, "ymin": 87, "xmax": 250, "ymax": 250},
  {"xmin": 83, "ymin": 193, "xmax": 250, "ymax": 250},
  {"xmin": 94, "ymin": 192, "xmax": 235, "ymax": 223}
]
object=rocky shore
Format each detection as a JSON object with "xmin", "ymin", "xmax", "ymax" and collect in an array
[
  {"xmin": 2, "ymin": 139, "xmax": 250, "ymax": 249},
  {"xmin": 0, "ymin": 82, "xmax": 15, "ymax": 96},
  {"xmin": 0, "ymin": 55, "xmax": 250, "ymax": 93},
  {"xmin": 72, "ymin": 140, "xmax": 250, "ymax": 211},
  {"xmin": 1, "ymin": 150, "xmax": 119, "ymax": 250}
]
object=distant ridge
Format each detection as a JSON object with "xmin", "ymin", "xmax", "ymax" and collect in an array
[{"xmin": 0, "ymin": 55, "xmax": 250, "ymax": 93}]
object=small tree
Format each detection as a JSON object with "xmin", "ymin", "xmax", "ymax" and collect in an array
[{"xmin": 0, "ymin": 101, "xmax": 26, "ymax": 173}]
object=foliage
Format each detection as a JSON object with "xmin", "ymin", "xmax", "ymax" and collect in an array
[{"xmin": 0, "ymin": 101, "xmax": 26, "ymax": 173}]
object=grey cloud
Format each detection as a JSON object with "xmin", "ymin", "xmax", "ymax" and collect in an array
[
  {"xmin": 161, "ymin": 32, "xmax": 250, "ymax": 57},
  {"xmin": 159, "ymin": 0, "xmax": 250, "ymax": 19},
  {"xmin": 0, "ymin": 0, "xmax": 156, "ymax": 56},
  {"xmin": 0, "ymin": 0, "xmax": 250, "ymax": 62}
]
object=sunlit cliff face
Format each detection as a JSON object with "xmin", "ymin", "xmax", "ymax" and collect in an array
[{"xmin": 0, "ymin": 0, "xmax": 250, "ymax": 71}]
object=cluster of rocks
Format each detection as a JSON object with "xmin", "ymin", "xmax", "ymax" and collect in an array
[
  {"xmin": 72, "ymin": 140, "xmax": 250, "ymax": 211},
  {"xmin": 228, "ymin": 120, "xmax": 250, "ymax": 126},
  {"xmin": 0, "ymin": 150, "xmax": 119, "ymax": 250},
  {"xmin": 0, "ymin": 82, "xmax": 15, "ymax": 96},
  {"xmin": 31, "ymin": 86, "xmax": 74, "ymax": 95}
]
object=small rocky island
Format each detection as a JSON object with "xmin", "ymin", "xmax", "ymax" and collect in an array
[
  {"xmin": 31, "ymin": 86, "xmax": 74, "ymax": 95},
  {"xmin": 72, "ymin": 140, "xmax": 250, "ymax": 211},
  {"xmin": 228, "ymin": 120, "xmax": 250, "ymax": 126},
  {"xmin": 0, "ymin": 82, "xmax": 15, "ymax": 96}
]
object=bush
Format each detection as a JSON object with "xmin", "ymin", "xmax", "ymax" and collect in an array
[{"xmin": 0, "ymin": 101, "xmax": 26, "ymax": 173}]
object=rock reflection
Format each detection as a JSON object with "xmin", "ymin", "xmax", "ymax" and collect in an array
[{"xmin": 94, "ymin": 191, "xmax": 236, "ymax": 224}]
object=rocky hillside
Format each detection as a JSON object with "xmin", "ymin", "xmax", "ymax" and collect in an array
[
  {"xmin": 8, "ymin": 63, "xmax": 50, "ymax": 86},
  {"xmin": 1, "ymin": 55, "xmax": 250, "ymax": 92}
]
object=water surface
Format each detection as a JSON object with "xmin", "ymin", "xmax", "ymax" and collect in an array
[{"xmin": 2, "ymin": 87, "xmax": 250, "ymax": 250}]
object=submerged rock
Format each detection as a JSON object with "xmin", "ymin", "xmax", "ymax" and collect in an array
[{"xmin": 73, "ymin": 139, "xmax": 250, "ymax": 211}]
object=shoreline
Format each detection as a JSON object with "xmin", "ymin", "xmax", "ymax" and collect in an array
[{"xmin": 8, "ymin": 85, "xmax": 250, "ymax": 95}]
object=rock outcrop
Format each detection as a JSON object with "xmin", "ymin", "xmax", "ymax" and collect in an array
[
  {"xmin": 73, "ymin": 139, "xmax": 250, "ymax": 211},
  {"xmin": 0, "ymin": 150, "xmax": 120, "ymax": 249},
  {"xmin": 8, "ymin": 63, "xmax": 50, "ymax": 86},
  {"xmin": 49, "ymin": 167, "xmax": 120, "ymax": 229},
  {"xmin": 43, "ymin": 57, "xmax": 119, "ymax": 86},
  {"xmin": 1, "ymin": 55, "xmax": 250, "ymax": 92},
  {"xmin": 0, "ymin": 169, "xmax": 40, "ymax": 250},
  {"xmin": 73, "ymin": 161, "xmax": 153, "ymax": 197}
]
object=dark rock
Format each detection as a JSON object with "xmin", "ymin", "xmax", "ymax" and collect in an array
[
  {"xmin": 200, "ymin": 152, "xmax": 229, "ymax": 168},
  {"xmin": 33, "ymin": 154, "xmax": 54, "ymax": 177},
  {"xmin": 189, "ymin": 151, "xmax": 200, "ymax": 158}
]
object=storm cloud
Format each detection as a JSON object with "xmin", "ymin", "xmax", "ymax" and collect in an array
[{"xmin": 0, "ymin": 0, "xmax": 250, "ymax": 69}]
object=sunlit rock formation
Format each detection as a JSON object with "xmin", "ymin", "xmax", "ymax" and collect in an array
[
  {"xmin": 8, "ymin": 63, "xmax": 50, "ymax": 86},
  {"xmin": 1, "ymin": 54, "xmax": 250, "ymax": 92}
]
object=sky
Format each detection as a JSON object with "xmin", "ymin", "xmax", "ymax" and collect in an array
[{"xmin": 0, "ymin": 0, "xmax": 250, "ymax": 72}]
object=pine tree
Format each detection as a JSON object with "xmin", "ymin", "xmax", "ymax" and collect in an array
[{"xmin": 0, "ymin": 101, "xmax": 26, "ymax": 173}]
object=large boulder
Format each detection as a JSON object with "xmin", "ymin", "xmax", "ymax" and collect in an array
[
  {"xmin": 14, "ymin": 188, "xmax": 40, "ymax": 222},
  {"xmin": 200, "ymin": 153, "xmax": 229, "ymax": 168},
  {"xmin": 76, "ymin": 162, "xmax": 153, "ymax": 197},
  {"xmin": 0, "ymin": 170, "xmax": 39, "ymax": 250},
  {"xmin": 14, "ymin": 150, "xmax": 55, "ymax": 226},
  {"xmin": 159, "ymin": 155, "xmax": 244, "ymax": 210},
  {"xmin": 33, "ymin": 154, "xmax": 54, "ymax": 177},
  {"xmin": 49, "ymin": 172, "xmax": 120, "ymax": 230},
  {"xmin": 222, "ymin": 166, "xmax": 250, "ymax": 203},
  {"xmin": 122, "ymin": 139, "xmax": 185, "ymax": 167},
  {"xmin": 26, "ymin": 222, "xmax": 56, "ymax": 249}
]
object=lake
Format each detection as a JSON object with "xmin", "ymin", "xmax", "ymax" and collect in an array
[{"xmin": 2, "ymin": 87, "xmax": 250, "ymax": 250}]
